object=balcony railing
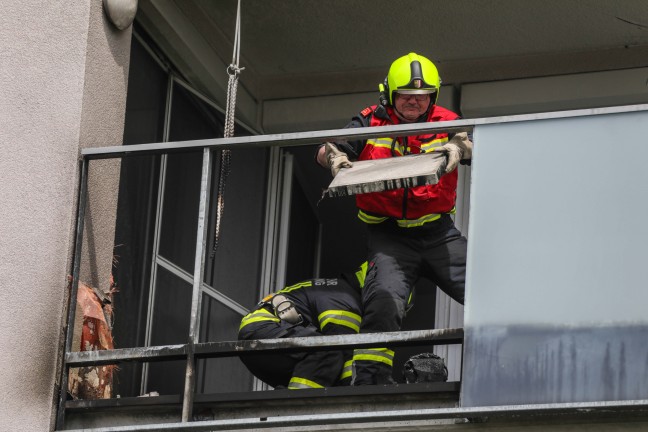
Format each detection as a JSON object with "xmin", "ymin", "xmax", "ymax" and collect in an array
[{"xmin": 58, "ymin": 103, "xmax": 648, "ymax": 431}]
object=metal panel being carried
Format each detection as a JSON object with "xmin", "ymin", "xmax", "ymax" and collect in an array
[
  {"xmin": 461, "ymin": 108, "xmax": 648, "ymax": 406},
  {"xmin": 326, "ymin": 152, "xmax": 446, "ymax": 197}
]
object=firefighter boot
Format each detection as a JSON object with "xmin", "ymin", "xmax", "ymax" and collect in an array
[{"xmin": 353, "ymin": 360, "xmax": 396, "ymax": 386}]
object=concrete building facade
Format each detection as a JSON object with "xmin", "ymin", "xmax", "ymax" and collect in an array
[
  {"xmin": 3, "ymin": 1, "xmax": 648, "ymax": 431},
  {"xmin": 0, "ymin": 1, "xmax": 131, "ymax": 430}
]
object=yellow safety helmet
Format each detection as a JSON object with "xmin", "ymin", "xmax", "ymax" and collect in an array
[{"xmin": 379, "ymin": 52, "xmax": 441, "ymax": 106}]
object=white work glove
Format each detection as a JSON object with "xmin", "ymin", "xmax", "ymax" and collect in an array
[
  {"xmin": 324, "ymin": 142, "xmax": 353, "ymax": 177},
  {"xmin": 435, "ymin": 132, "xmax": 473, "ymax": 173}
]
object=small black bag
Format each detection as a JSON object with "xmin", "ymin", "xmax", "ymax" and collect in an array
[{"xmin": 403, "ymin": 352, "xmax": 448, "ymax": 383}]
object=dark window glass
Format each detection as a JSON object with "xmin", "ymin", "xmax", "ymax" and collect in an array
[
  {"xmin": 122, "ymin": 36, "xmax": 167, "ymax": 145},
  {"xmin": 204, "ymin": 146, "xmax": 267, "ymax": 308},
  {"xmin": 146, "ymin": 266, "xmax": 192, "ymax": 395},
  {"xmin": 197, "ymin": 295, "xmax": 254, "ymax": 393},
  {"xmin": 112, "ymin": 33, "xmax": 166, "ymax": 397},
  {"xmin": 158, "ymin": 82, "xmax": 224, "ymax": 272},
  {"xmin": 113, "ymin": 32, "xmax": 268, "ymax": 397},
  {"xmin": 284, "ymin": 172, "xmax": 317, "ymax": 285},
  {"xmin": 158, "ymin": 150, "xmax": 202, "ymax": 273}
]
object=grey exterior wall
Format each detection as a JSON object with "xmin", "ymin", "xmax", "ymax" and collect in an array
[{"xmin": 0, "ymin": 1, "xmax": 131, "ymax": 430}]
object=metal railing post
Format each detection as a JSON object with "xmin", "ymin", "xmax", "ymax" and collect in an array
[
  {"xmin": 182, "ymin": 148, "xmax": 212, "ymax": 422},
  {"xmin": 55, "ymin": 158, "xmax": 89, "ymax": 430}
]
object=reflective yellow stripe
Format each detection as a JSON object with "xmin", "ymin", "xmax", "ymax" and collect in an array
[
  {"xmin": 353, "ymin": 354, "xmax": 393, "ymax": 366},
  {"xmin": 367, "ymin": 137, "xmax": 402, "ymax": 155},
  {"xmin": 368, "ymin": 137, "xmax": 394, "ymax": 147},
  {"xmin": 354, "ymin": 348, "xmax": 395, "ymax": 357},
  {"xmin": 353, "ymin": 348, "xmax": 394, "ymax": 366},
  {"xmin": 355, "ymin": 261, "xmax": 368, "ymax": 288},
  {"xmin": 420, "ymin": 137, "xmax": 448, "ymax": 151},
  {"xmin": 358, "ymin": 210, "xmax": 388, "ymax": 224},
  {"xmin": 360, "ymin": 207, "xmax": 456, "ymax": 228},
  {"xmin": 239, "ymin": 310, "xmax": 279, "ymax": 330},
  {"xmin": 288, "ymin": 377, "xmax": 324, "ymax": 389},
  {"xmin": 321, "ymin": 317, "xmax": 360, "ymax": 332},
  {"xmin": 359, "ymin": 211, "xmax": 441, "ymax": 227},
  {"xmin": 318, "ymin": 310, "xmax": 361, "ymax": 333},
  {"xmin": 339, "ymin": 359, "xmax": 353, "ymax": 381},
  {"xmin": 396, "ymin": 208, "xmax": 456, "ymax": 228},
  {"xmin": 396, "ymin": 213, "xmax": 442, "ymax": 227},
  {"xmin": 278, "ymin": 280, "xmax": 313, "ymax": 294}
]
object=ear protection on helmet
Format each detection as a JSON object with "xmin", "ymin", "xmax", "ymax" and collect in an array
[{"xmin": 378, "ymin": 78, "xmax": 390, "ymax": 107}]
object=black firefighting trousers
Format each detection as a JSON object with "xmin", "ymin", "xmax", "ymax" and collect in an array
[
  {"xmin": 238, "ymin": 281, "xmax": 361, "ymax": 389},
  {"xmin": 354, "ymin": 214, "xmax": 467, "ymax": 385}
]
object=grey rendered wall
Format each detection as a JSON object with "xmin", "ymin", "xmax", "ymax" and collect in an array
[{"xmin": 0, "ymin": 1, "xmax": 131, "ymax": 430}]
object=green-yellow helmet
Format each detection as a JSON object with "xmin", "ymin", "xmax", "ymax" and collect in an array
[{"xmin": 381, "ymin": 52, "xmax": 441, "ymax": 106}]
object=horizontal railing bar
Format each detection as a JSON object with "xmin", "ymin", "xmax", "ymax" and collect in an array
[
  {"xmin": 65, "ymin": 328, "xmax": 463, "ymax": 367},
  {"xmin": 82, "ymin": 121, "xmax": 473, "ymax": 159},
  {"xmin": 81, "ymin": 104, "xmax": 648, "ymax": 160},
  {"xmin": 65, "ymin": 382, "xmax": 460, "ymax": 410},
  {"xmin": 206, "ymin": 328, "xmax": 463, "ymax": 357},
  {"xmin": 61, "ymin": 399, "xmax": 648, "ymax": 432},
  {"xmin": 66, "ymin": 344, "xmax": 187, "ymax": 366}
]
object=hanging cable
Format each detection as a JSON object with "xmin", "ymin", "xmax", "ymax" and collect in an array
[{"xmin": 211, "ymin": 0, "xmax": 245, "ymax": 259}]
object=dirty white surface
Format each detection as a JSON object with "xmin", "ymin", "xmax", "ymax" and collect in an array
[{"xmin": 326, "ymin": 152, "xmax": 447, "ymax": 197}]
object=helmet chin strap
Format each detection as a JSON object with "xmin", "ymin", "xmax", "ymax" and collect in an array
[
  {"xmin": 421, "ymin": 100, "xmax": 434, "ymax": 120},
  {"xmin": 393, "ymin": 107, "xmax": 410, "ymax": 122}
]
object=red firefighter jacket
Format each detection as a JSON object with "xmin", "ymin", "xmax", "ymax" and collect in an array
[{"xmin": 339, "ymin": 104, "xmax": 460, "ymax": 227}]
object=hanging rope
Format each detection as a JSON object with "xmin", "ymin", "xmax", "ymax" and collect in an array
[{"xmin": 211, "ymin": 0, "xmax": 244, "ymax": 259}]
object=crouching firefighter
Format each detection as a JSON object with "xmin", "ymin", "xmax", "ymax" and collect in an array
[{"xmin": 238, "ymin": 263, "xmax": 366, "ymax": 389}]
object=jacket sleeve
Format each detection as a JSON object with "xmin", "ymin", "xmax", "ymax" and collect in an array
[{"xmin": 331, "ymin": 114, "xmax": 371, "ymax": 161}]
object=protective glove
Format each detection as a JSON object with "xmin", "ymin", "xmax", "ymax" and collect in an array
[
  {"xmin": 324, "ymin": 142, "xmax": 353, "ymax": 177},
  {"xmin": 435, "ymin": 132, "xmax": 473, "ymax": 174},
  {"xmin": 271, "ymin": 295, "xmax": 301, "ymax": 324}
]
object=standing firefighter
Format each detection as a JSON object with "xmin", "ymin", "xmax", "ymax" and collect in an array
[
  {"xmin": 238, "ymin": 264, "xmax": 366, "ymax": 389},
  {"xmin": 316, "ymin": 52, "xmax": 472, "ymax": 385}
]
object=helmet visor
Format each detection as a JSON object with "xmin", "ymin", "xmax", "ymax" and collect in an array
[{"xmin": 396, "ymin": 89, "xmax": 437, "ymax": 95}]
